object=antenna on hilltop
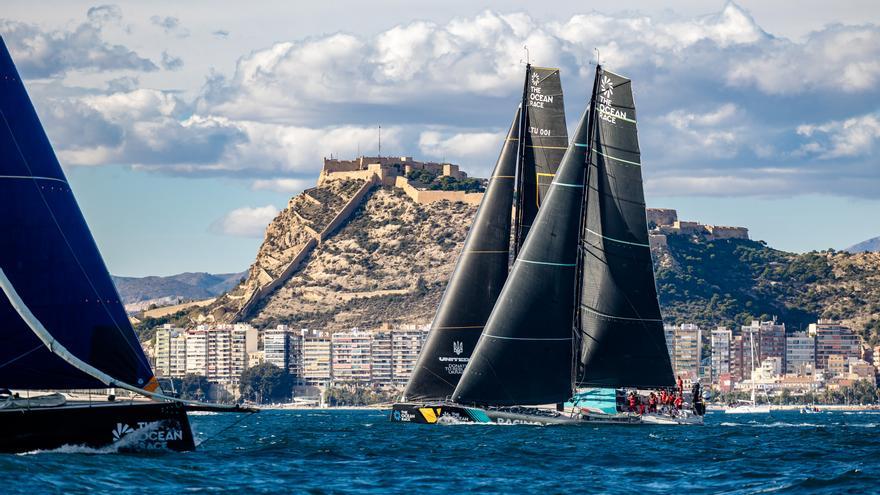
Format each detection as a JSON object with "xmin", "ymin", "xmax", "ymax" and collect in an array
[{"xmin": 378, "ymin": 124, "xmax": 382, "ymax": 158}]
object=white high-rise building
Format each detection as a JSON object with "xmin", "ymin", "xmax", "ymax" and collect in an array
[
  {"xmin": 185, "ymin": 328, "xmax": 208, "ymax": 376},
  {"xmin": 331, "ymin": 328, "xmax": 373, "ymax": 383},
  {"xmin": 302, "ymin": 330, "xmax": 332, "ymax": 386},
  {"xmin": 154, "ymin": 324, "xmax": 187, "ymax": 378},
  {"xmin": 391, "ymin": 325, "xmax": 429, "ymax": 385},
  {"xmin": 786, "ymin": 332, "xmax": 816, "ymax": 375},
  {"xmin": 371, "ymin": 329, "xmax": 393, "ymax": 386},
  {"xmin": 673, "ymin": 324, "xmax": 702, "ymax": 381},
  {"xmin": 710, "ymin": 327, "xmax": 732, "ymax": 384},
  {"xmin": 264, "ymin": 325, "xmax": 291, "ymax": 371}
]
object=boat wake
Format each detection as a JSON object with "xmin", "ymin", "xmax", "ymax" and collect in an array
[{"xmin": 17, "ymin": 422, "xmax": 172, "ymax": 455}]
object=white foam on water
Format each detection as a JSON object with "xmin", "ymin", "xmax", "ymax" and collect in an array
[{"xmin": 16, "ymin": 422, "xmax": 178, "ymax": 455}]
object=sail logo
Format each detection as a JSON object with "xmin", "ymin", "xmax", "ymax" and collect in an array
[
  {"xmin": 531, "ymin": 71, "xmax": 541, "ymax": 87},
  {"xmin": 600, "ymin": 75, "xmax": 614, "ymax": 99},
  {"xmin": 453, "ymin": 341, "xmax": 464, "ymax": 355},
  {"xmin": 112, "ymin": 423, "xmax": 134, "ymax": 440}
]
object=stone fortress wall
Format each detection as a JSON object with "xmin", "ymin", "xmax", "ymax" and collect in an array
[
  {"xmin": 647, "ymin": 208, "xmax": 749, "ymax": 245},
  {"xmin": 319, "ymin": 156, "xmax": 483, "ymax": 205}
]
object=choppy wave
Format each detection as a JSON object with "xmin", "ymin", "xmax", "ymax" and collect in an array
[{"xmin": 5, "ymin": 410, "xmax": 880, "ymax": 494}]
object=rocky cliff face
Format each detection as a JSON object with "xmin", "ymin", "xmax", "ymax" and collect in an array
[{"xmin": 197, "ymin": 183, "xmax": 475, "ymax": 329}]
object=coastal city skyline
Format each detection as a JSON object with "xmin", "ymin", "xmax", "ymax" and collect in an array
[{"xmin": 2, "ymin": 1, "xmax": 880, "ymax": 276}]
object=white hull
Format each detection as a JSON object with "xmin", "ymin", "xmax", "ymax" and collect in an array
[{"xmin": 724, "ymin": 405, "xmax": 771, "ymax": 414}]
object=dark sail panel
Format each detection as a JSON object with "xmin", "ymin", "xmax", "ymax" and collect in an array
[
  {"xmin": 402, "ymin": 108, "xmax": 521, "ymax": 401},
  {"xmin": 452, "ymin": 106, "xmax": 591, "ymax": 406},
  {"xmin": 577, "ymin": 67, "xmax": 674, "ymax": 388},
  {"xmin": 0, "ymin": 36, "xmax": 156, "ymax": 390},
  {"xmin": 515, "ymin": 66, "xmax": 568, "ymax": 252}
]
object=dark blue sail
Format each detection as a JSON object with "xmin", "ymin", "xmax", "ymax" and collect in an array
[{"xmin": 0, "ymin": 36, "xmax": 156, "ymax": 390}]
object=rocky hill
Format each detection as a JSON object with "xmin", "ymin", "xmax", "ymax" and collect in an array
[
  {"xmin": 150, "ymin": 177, "xmax": 880, "ymax": 346},
  {"xmin": 189, "ymin": 181, "xmax": 474, "ymax": 329}
]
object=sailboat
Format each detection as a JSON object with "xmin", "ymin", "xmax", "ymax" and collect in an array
[
  {"xmin": 725, "ymin": 330, "xmax": 771, "ymax": 414},
  {"xmin": 395, "ymin": 64, "xmax": 567, "ymax": 411},
  {"xmin": 392, "ymin": 64, "xmax": 704, "ymax": 426},
  {"xmin": 0, "ymin": 36, "xmax": 254, "ymax": 454}
]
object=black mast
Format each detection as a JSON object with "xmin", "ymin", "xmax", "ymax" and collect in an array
[{"xmin": 512, "ymin": 64, "xmax": 530, "ymax": 259}]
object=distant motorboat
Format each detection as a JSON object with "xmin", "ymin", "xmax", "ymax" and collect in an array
[
  {"xmin": 724, "ymin": 400, "xmax": 771, "ymax": 414},
  {"xmin": 800, "ymin": 405, "xmax": 820, "ymax": 414}
]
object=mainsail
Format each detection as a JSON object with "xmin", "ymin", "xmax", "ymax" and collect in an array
[
  {"xmin": 402, "ymin": 109, "xmax": 521, "ymax": 401},
  {"xmin": 514, "ymin": 66, "xmax": 568, "ymax": 254},
  {"xmin": 0, "ymin": 36, "xmax": 156, "ymax": 390},
  {"xmin": 576, "ymin": 67, "xmax": 675, "ymax": 388},
  {"xmin": 452, "ymin": 104, "xmax": 592, "ymax": 406}
]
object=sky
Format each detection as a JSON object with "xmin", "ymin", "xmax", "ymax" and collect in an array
[{"xmin": 2, "ymin": 1, "xmax": 879, "ymax": 276}]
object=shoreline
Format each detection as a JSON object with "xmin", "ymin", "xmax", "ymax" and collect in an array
[{"xmin": 707, "ymin": 404, "xmax": 880, "ymax": 412}]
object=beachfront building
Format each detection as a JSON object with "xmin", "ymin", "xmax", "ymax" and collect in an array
[
  {"xmin": 391, "ymin": 325, "xmax": 429, "ymax": 385},
  {"xmin": 810, "ymin": 320, "xmax": 861, "ymax": 371},
  {"xmin": 785, "ymin": 332, "xmax": 816, "ymax": 375},
  {"xmin": 154, "ymin": 324, "xmax": 187, "ymax": 378},
  {"xmin": 371, "ymin": 329, "xmax": 394, "ymax": 387},
  {"xmin": 302, "ymin": 330, "xmax": 332, "ymax": 387},
  {"xmin": 263, "ymin": 325, "xmax": 303, "ymax": 377},
  {"xmin": 185, "ymin": 328, "xmax": 208, "ymax": 376},
  {"xmin": 673, "ymin": 324, "xmax": 702, "ymax": 381},
  {"xmin": 331, "ymin": 328, "xmax": 373, "ymax": 384},
  {"xmin": 710, "ymin": 327, "xmax": 732, "ymax": 385}
]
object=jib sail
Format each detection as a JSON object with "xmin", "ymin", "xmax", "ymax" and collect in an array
[
  {"xmin": 452, "ymin": 104, "xmax": 592, "ymax": 406},
  {"xmin": 402, "ymin": 108, "xmax": 521, "ymax": 401}
]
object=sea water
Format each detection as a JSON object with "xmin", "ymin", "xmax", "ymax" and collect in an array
[{"xmin": 3, "ymin": 409, "xmax": 879, "ymax": 493}]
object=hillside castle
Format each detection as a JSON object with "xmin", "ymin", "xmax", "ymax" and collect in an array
[
  {"xmin": 647, "ymin": 208, "xmax": 749, "ymax": 248},
  {"xmin": 319, "ymin": 155, "xmax": 483, "ymax": 206}
]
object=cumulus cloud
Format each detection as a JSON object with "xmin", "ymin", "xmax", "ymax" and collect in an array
[
  {"xmin": 796, "ymin": 113, "xmax": 880, "ymax": 159},
  {"xmin": 12, "ymin": 3, "xmax": 880, "ymax": 199},
  {"xmin": 210, "ymin": 205, "xmax": 279, "ymax": 237},
  {"xmin": 1, "ymin": 11, "xmax": 157, "ymax": 78}
]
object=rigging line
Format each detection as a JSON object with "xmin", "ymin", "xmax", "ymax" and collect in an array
[
  {"xmin": 0, "ymin": 344, "xmax": 44, "ymax": 369},
  {"xmin": 0, "ymin": 112, "xmax": 152, "ymax": 373},
  {"xmin": 415, "ymin": 363, "xmax": 457, "ymax": 389}
]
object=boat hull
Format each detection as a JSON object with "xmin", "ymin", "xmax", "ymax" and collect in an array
[
  {"xmin": 391, "ymin": 403, "xmax": 702, "ymax": 426},
  {"xmin": 0, "ymin": 400, "xmax": 195, "ymax": 453},
  {"xmin": 724, "ymin": 405, "xmax": 771, "ymax": 414}
]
